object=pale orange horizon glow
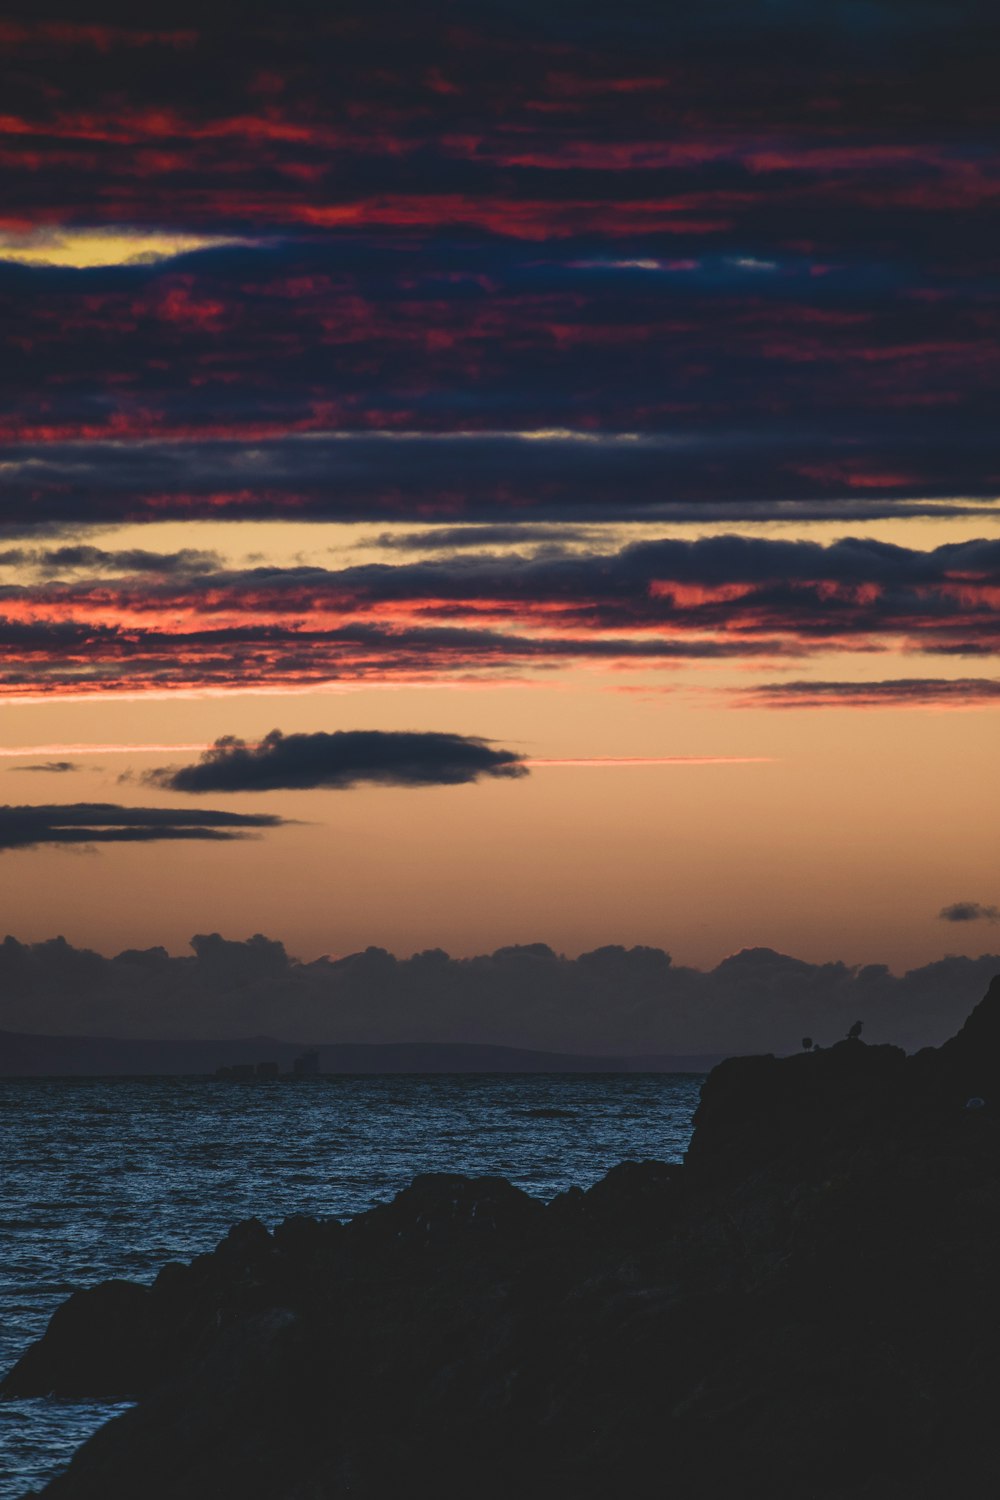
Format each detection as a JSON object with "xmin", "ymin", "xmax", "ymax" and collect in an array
[{"xmin": 0, "ymin": 667, "xmax": 996, "ymax": 973}]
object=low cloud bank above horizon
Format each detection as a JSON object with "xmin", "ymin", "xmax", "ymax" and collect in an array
[
  {"xmin": 0, "ymin": 932, "xmax": 997, "ymax": 1058},
  {"xmin": 0, "ymin": 804, "xmax": 285, "ymax": 851},
  {"xmin": 146, "ymin": 729, "xmax": 528, "ymax": 793},
  {"xmin": 940, "ymin": 902, "xmax": 1000, "ymax": 924}
]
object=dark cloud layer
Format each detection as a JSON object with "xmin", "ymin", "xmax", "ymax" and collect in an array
[
  {"xmin": 0, "ymin": 428, "xmax": 997, "ymax": 531},
  {"xmin": 940, "ymin": 902, "xmax": 1000, "ymax": 924},
  {"xmin": 1, "ymin": 532, "xmax": 998, "ymax": 696},
  {"xmin": 0, "ymin": 1, "xmax": 997, "ymax": 523},
  {"xmin": 149, "ymin": 729, "xmax": 528, "ymax": 792},
  {"xmin": 0, "ymin": 930, "xmax": 996, "ymax": 1057},
  {"xmin": 0, "ymin": 803, "xmax": 285, "ymax": 851},
  {"xmin": 1, "ymin": 3, "xmax": 997, "ymax": 704}
]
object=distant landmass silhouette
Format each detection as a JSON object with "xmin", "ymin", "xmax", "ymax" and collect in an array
[{"xmin": 0, "ymin": 1029, "xmax": 723, "ymax": 1077}]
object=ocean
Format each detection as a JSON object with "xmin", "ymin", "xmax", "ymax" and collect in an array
[{"xmin": 0, "ymin": 1072, "xmax": 701, "ymax": 1497}]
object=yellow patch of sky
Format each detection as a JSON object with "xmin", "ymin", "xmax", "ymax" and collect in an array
[{"xmin": 0, "ymin": 227, "xmax": 253, "ymax": 268}]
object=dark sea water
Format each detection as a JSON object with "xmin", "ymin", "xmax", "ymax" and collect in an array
[{"xmin": 0, "ymin": 1072, "xmax": 700, "ymax": 1497}]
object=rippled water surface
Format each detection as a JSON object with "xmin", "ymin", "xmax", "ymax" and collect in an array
[{"xmin": 0, "ymin": 1073, "xmax": 701, "ymax": 1497}]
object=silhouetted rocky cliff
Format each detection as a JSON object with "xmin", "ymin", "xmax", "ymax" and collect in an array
[{"xmin": 8, "ymin": 977, "xmax": 1000, "ymax": 1498}]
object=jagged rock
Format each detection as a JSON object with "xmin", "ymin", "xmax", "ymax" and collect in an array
[
  {"xmin": 932, "ymin": 972, "xmax": 1000, "ymax": 1100},
  {"xmin": 6, "ymin": 975, "xmax": 1000, "ymax": 1498},
  {"xmin": 348, "ymin": 1171, "xmax": 545, "ymax": 1256},
  {"xmin": 3, "ymin": 1281, "xmax": 158, "ymax": 1400},
  {"xmin": 686, "ymin": 1036, "xmax": 911, "ymax": 1184},
  {"xmin": 548, "ymin": 1159, "xmax": 681, "ymax": 1241}
]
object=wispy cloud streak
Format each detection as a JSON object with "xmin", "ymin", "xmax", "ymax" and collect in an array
[{"xmin": 0, "ymin": 802, "xmax": 286, "ymax": 851}]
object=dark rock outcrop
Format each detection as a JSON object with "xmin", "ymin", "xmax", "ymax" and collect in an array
[{"xmin": 7, "ymin": 976, "xmax": 1000, "ymax": 1498}]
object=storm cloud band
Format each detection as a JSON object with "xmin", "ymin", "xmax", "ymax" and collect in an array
[{"xmin": 0, "ymin": 430, "xmax": 998, "ymax": 531}]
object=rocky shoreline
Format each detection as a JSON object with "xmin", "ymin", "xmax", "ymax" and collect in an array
[{"xmin": 7, "ymin": 978, "xmax": 1000, "ymax": 1498}]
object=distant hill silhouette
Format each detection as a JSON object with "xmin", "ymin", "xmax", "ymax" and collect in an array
[{"xmin": 0, "ymin": 1029, "xmax": 723, "ymax": 1076}]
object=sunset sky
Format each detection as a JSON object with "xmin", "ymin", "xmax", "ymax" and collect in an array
[{"xmin": 0, "ymin": 0, "xmax": 997, "ymax": 973}]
